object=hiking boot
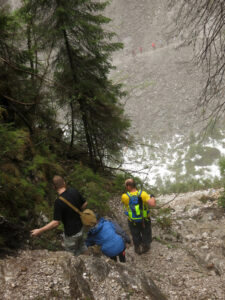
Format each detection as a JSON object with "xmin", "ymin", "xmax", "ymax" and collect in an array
[
  {"xmin": 134, "ymin": 245, "xmax": 141, "ymax": 255},
  {"xmin": 142, "ymin": 244, "xmax": 150, "ymax": 254}
]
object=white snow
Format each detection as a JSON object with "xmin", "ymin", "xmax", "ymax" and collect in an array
[{"xmin": 121, "ymin": 132, "xmax": 225, "ymax": 186}]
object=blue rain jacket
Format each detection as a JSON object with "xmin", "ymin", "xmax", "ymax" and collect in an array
[{"xmin": 85, "ymin": 218, "xmax": 125, "ymax": 257}]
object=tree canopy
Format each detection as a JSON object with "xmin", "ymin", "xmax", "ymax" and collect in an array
[{"xmin": 0, "ymin": 0, "xmax": 131, "ymax": 170}]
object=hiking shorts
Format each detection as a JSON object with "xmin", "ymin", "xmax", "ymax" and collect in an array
[{"xmin": 63, "ymin": 229, "xmax": 87, "ymax": 256}]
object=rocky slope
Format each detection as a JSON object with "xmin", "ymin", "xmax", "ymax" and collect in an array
[
  {"xmin": 1, "ymin": 189, "xmax": 224, "ymax": 300},
  {"xmin": 0, "ymin": 251, "xmax": 167, "ymax": 300},
  {"xmin": 105, "ymin": 0, "xmax": 206, "ymax": 139},
  {"xmin": 109, "ymin": 189, "xmax": 225, "ymax": 299}
]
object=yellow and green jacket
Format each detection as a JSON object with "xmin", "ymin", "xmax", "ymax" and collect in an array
[{"xmin": 121, "ymin": 190, "xmax": 151, "ymax": 222}]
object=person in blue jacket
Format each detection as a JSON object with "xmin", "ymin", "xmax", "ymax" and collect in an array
[{"xmin": 85, "ymin": 217, "xmax": 130, "ymax": 262}]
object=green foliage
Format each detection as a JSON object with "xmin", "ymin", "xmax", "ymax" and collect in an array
[
  {"xmin": 0, "ymin": 124, "xmax": 63, "ymax": 223},
  {"xmin": 199, "ymin": 194, "xmax": 212, "ymax": 204},
  {"xmin": 155, "ymin": 208, "xmax": 172, "ymax": 230},
  {"xmin": 0, "ymin": 0, "xmax": 132, "ymax": 253},
  {"xmin": 31, "ymin": 230, "xmax": 63, "ymax": 252},
  {"xmin": 0, "ymin": 124, "xmax": 32, "ymax": 161},
  {"xmin": 112, "ymin": 174, "xmax": 127, "ymax": 194},
  {"xmin": 219, "ymin": 157, "xmax": 225, "ymax": 175},
  {"xmin": 28, "ymin": 154, "xmax": 64, "ymax": 180},
  {"xmin": 218, "ymin": 157, "xmax": 225, "ymax": 208},
  {"xmin": 68, "ymin": 164, "xmax": 111, "ymax": 214},
  {"xmin": 157, "ymin": 176, "xmax": 223, "ymax": 195},
  {"xmin": 218, "ymin": 194, "xmax": 225, "ymax": 208},
  {"xmin": 0, "ymin": 171, "xmax": 37, "ymax": 220},
  {"xmin": 186, "ymin": 144, "xmax": 221, "ymax": 167},
  {"xmin": 111, "ymin": 173, "xmax": 135, "ymax": 194},
  {"xmin": 23, "ymin": 0, "xmax": 130, "ymax": 166}
]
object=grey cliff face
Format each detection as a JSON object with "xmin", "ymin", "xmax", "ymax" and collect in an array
[{"xmin": 105, "ymin": 0, "xmax": 208, "ymax": 139}]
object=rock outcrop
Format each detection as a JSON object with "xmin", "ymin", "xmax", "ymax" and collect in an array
[{"xmin": 0, "ymin": 250, "xmax": 167, "ymax": 300}]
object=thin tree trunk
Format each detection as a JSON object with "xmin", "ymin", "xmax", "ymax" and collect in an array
[
  {"xmin": 70, "ymin": 101, "xmax": 75, "ymax": 148},
  {"xmin": 27, "ymin": 25, "xmax": 34, "ymax": 81},
  {"xmin": 62, "ymin": 29, "xmax": 96, "ymax": 168}
]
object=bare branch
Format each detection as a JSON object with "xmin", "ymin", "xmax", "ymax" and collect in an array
[
  {"xmin": 170, "ymin": 0, "xmax": 225, "ymax": 120},
  {"xmin": 2, "ymin": 94, "xmax": 35, "ymax": 106}
]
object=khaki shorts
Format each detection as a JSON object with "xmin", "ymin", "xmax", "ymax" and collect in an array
[{"xmin": 63, "ymin": 229, "xmax": 87, "ymax": 256}]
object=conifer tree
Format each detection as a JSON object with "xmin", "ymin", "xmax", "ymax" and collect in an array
[
  {"xmin": 22, "ymin": 0, "xmax": 130, "ymax": 169},
  {"xmin": 0, "ymin": 3, "xmax": 56, "ymax": 135},
  {"xmin": 0, "ymin": 4, "xmax": 34, "ymax": 132}
]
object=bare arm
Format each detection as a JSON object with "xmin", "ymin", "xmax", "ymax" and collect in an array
[
  {"xmin": 30, "ymin": 220, "xmax": 60, "ymax": 237},
  {"xmin": 147, "ymin": 196, "xmax": 156, "ymax": 207},
  {"xmin": 81, "ymin": 201, "xmax": 88, "ymax": 211}
]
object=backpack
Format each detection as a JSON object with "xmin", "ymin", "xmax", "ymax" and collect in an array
[
  {"xmin": 127, "ymin": 190, "xmax": 144, "ymax": 222},
  {"xmin": 80, "ymin": 209, "xmax": 97, "ymax": 227},
  {"xmin": 59, "ymin": 196, "xmax": 97, "ymax": 226}
]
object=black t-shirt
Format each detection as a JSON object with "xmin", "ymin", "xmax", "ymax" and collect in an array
[{"xmin": 54, "ymin": 187, "xmax": 86, "ymax": 237}]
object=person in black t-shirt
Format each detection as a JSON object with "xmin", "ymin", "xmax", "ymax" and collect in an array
[{"xmin": 31, "ymin": 175, "xmax": 88, "ymax": 255}]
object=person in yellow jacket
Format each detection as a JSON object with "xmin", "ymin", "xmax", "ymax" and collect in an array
[{"xmin": 121, "ymin": 178, "xmax": 156, "ymax": 254}]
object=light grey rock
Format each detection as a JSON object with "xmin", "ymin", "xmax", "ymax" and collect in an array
[{"xmin": 0, "ymin": 250, "xmax": 167, "ymax": 300}]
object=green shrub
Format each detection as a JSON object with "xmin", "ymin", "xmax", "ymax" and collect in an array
[
  {"xmin": 0, "ymin": 171, "xmax": 41, "ymax": 221},
  {"xmin": 27, "ymin": 154, "xmax": 64, "ymax": 181},
  {"xmin": 0, "ymin": 124, "xmax": 32, "ymax": 161},
  {"xmin": 155, "ymin": 207, "xmax": 172, "ymax": 230},
  {"xmin": 68, "ymin": 164, "xmax": 111, "ymax": 214},
  {"xmin": 218, "ymin": 194, "xmax": 225, "ymax": 208},
  {"xmin": 157, "ymin": 176, "xmax": 223, "ymax": 195},
  {"xmin": 218, "ymin": 157, "xmax": 225, "ymax": 208}
]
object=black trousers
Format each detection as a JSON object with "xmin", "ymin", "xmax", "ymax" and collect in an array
[
  {"xmin": 128, "ymin": 218, "xmax": 152, "ymax": 247},
  {"xmin": 110, "ymin": 249, "xmax": 126, "ymax": 263}
]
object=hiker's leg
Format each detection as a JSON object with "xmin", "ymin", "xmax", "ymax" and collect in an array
[
  {"xmin": 128, "ymin": 221, "xmax": 142, "ymax": 254},
  {"xmin": 63, "ymin": 233, "xmax": 79, "ymax": 254},
  {"xmin": 110, "ymin": 256, "xmax": 117, "ymax": 262},
  {"xmin": 76, "ymin": 228, "xmax": 88, "ymax": 255},
  {"xmin": 63, "ymin": 229, "xmax": 87, "ymax": 256},
  {"xmin": 141, "ymin": 219, "xmax": 152, "ymax": 253},
  {"xmin": 118, "ymin": 249, "xmax": 126, "ymax": 263}
]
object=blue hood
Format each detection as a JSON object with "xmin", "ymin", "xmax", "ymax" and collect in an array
[
  {"xmin": 86, "ymin": 218, "xmax": 125, "ymax": 257},
  {"xmin": 89, "ymin": 217, "xmax": 105, "ymax": 235}
]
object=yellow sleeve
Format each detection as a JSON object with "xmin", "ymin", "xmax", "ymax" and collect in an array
[
  {"xmin": 121, "ymin": 193, "xmax": 129, "ymax": 207},
  {"xmin": 141, "ymin": 191, "xmax": 150, "ymax": 204}
]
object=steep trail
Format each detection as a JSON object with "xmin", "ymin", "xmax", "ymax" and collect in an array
[
  {"xmin": 109, "ymin": 190, "xmax": 225, "ymax": 299},
  {"xmin": 0, "ymin": 189, "xmax": 224, "ymax": 299}
]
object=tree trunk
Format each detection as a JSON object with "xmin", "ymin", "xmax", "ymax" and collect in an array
[
  {"xmin": 69, "ymin": 101, "xmax": 75, "ymax": 148},
  {"xmin": 62, "ymin": 29, "xmax": 96, "ymax": 169}
]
